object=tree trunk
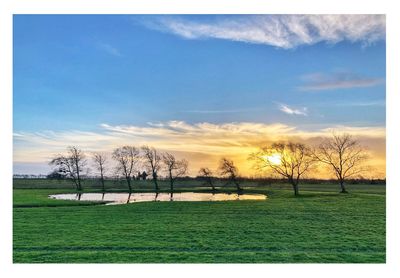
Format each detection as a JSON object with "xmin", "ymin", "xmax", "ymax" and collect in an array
[
  {"xmin": 153, "ymin": 174, "xmax": 159, "ymax": 191},
  {"xmin": 169, "ymin": 171, "xmax": 173, "ymax": 192},
  {"xmin": 126, "ymin": 177, "xmax": 132, "ymax": 192},
  {"xmin": 76, "ymin": 163, "xmax": 82, "ymax": 191},
  {"xmin": 72, "ymin": 177, "xmax": 81, "ymax": 191},
  {"xmin": 339, "ymin": 180, "xmax": 348, "ymax": 193},
  {"xmin": 234, "ymin": 179, "xmax": 243, "ymax": 192},
  {"xmin": 100, "ymin": 173, "xmax": 105, "ymax": 192},
  {"xmin": 209, "ymin": 178, "xmax": 216, "ymax": 191},
  {"xmin": 292, "ymin": 183, "xmax": 299, "ymax": 196}
]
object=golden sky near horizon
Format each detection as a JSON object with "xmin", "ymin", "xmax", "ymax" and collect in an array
[{"xmin": 13, "ymin": 121, "xmax": 386, "ymax": 178}]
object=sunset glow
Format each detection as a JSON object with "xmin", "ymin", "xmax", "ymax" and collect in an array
[
  {"xmin": 13, "ymin": 15, "xmax": 385, "ymax": 179},
  {"xmin": 263, "ymin": 154, "xmax": 282, "ymax": 165}
]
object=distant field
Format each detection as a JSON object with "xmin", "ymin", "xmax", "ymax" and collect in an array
[
  {"xmin": 13, "ymin": 178, "xmax": 386, "ymax": 193},
  {"xmin": 13, "ymin": 178, "xmax": 270, "ymax": 190},
  {"xmin": 13, "ymin": 180, "xmax": 386, "ymax": 263}
]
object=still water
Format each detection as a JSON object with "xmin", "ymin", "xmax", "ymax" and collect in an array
[{"xmin": 49, "ymin": 192, "xmax": 267, "ymax": 205}]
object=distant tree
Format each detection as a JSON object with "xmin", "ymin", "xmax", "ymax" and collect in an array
[
  {"xmin": 112, "ymin": 146, "xmax": 139, "ymax": 192},
  {"xmin": 198, "ymin": 167, "xmax": 216, "ymax": 191},
  {"xmin": 249, "ymin": 142, "xmax": 315, "ymax": 196},
  {"xmin": 46, "ymin": 170, "xmax": 66, "ymax": 180},
  {"xmin": 141, "ymin": 146, "xmax": 162, "ymax": 191},
  {"xmin": 93, "ymin": 152, "xmax": 108, "ymax": 192},
  {"xmin": 49, "ymin": 146, "xmax": 86, "ymax": 191},
  {"xmin": 162, "ymin": 152, "xmax": 188, "ymax": 192},
  {"xmin": 141, "ymin": 171, "xmax": 148, "ymax": 180},
  {"xmin": 218, "ymin": 158, "xmax": 242, "ymax": 192},
  {"xmin": 313, "ymin": 133, "xmax": 368, "ymax": 193}
]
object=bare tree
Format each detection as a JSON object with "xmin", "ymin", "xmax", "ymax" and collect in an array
[
  {"xmin": 218, "ymin": 158, "xmax": 242, "ymax": 192},
  {"xmin": 162, "ymin": 152, "xmax": 188, "ymax": 192},
  {"xmin": 250, "ymin": 142, "xmax": 315, "ymax": 196},
  {"xmin": 49, "ymin": 146, "xmax": 86, "ymax": 191},
  {"xmin": 141, "ymin": 145, "xmax": 162, "ymax": 191},
  {"xmin": 313, "ymin": 133, "xmax": 368, "ymax": 193},
  {"xmin": 198, "ymin": 167, "xmax": 216, "ymax": 191},
  {"xmin": 93, "ymin": 152, "xmax": 108, "ymax": 192},
  {"xmin": 112, "ymin": 146, "xmax": 140, "ymax": 192}
]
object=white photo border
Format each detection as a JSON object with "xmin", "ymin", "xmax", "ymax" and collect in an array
[{"xmin": 1, "ymin": 1, "xmax": 397, "ymax": 277}]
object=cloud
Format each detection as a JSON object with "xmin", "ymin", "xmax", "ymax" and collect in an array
[
  {"xmin": 182, "ymin": 108, "xmax": 258, "ymax": 114},
  {"xmin": 139, "ymin": 15, "xmax": 385, "ymax": 49},
  {"xmin": 278, "ymin": 104, "xmax": 307, "ymax": 116},
  {"xmin": 13, "ymin": 121, "xmax": 385, "ymax": 177},
  {"xmin": 298, "ymin": 72, "xmax": 384, "ymax": 91},
  {"xmin": 97, "ymin": 42, "xmax": 122, "ymax": 57},
  {"xmin": 336, "ymin": 100, "xmax": 386, "ymax": 107}
]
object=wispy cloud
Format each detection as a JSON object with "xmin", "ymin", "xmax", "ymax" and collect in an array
[
  {"xmin": 298, "ymin": 72, "xmax": 384, "ymax": 91},
  {"xmin": 336, "ymin": 100, "xmax": 386, "ymax": 107},
  {"xmin": 13, "ymin": 121, "xmax": 385, "ymax": 177},
  {"xmin": 278, "ymin": 104, "xmax": 308, "ymax": 116},
  {"xmin": 182, "ymin": 108, "xmax": 260, "ymax": 114},
  {"xmin": 139, "ymin": 15, "xmax": 385, "ymax": 49},
  {"xmin": 97, "ymin": 42, "xmax": 122, "ymax": 57}
]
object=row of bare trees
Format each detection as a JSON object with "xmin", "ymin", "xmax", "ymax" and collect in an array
[
  {"xmin": 49, "ymin": 133, "xmax": 368, "ymax": 196},
  {"xmin": 50, "ymin": 145, "xmax": 189, "ymax": 192},
  {"xmin": 198, "ymin": 158, "xmax": 243, "ymax": 192},
  {"xmin": 249, "ymin": 133, "xmax": 368, "ymax": 195}
]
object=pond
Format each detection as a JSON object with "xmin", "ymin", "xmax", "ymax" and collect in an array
[{"xmin": 49, "ymin": 192, "xmax": 267, "ymax": 205}]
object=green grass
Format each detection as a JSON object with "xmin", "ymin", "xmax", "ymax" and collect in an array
[{"xmin": 13, "ymin": 182, "xmax": 386, "ymax": 263}]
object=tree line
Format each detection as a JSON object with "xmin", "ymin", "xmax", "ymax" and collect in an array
[{"xmin": 49, "ymin": 133, "xmax": 370, "ymax": 196}]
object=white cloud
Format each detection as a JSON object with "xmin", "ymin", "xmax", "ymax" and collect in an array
[
  {"xmin": 140, "ymin": 15, "xmax": 385, "ymax": 49},
  {"xmin": 298, "ymin": 72, "xmax": 384, "ymax": 91},
  {"xmin": 278, "ymin": 104, "xmax": 308, "ymax": 116},
  {"xmin": 182, "ymin": 108, "xmax": 258, "ymax": 114},
  {"xmin": 335, "ymin": 100, "xmax": 386, "ymax": 107},
  {"xmin": 97, "ymin": 42, "xmax": 122, "ymax": 57}
]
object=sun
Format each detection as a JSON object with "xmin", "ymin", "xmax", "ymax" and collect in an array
[{"xmin": 263, "ymin": 153, "xmax": 282, "ymax": 165}]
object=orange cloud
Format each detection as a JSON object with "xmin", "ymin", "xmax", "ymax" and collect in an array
[{"xmin": 14, "ymin": 121, "xmax": 386, "ymax": 178}]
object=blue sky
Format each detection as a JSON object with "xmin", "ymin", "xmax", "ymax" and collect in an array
[{"xmin": 13, "ymin": 15, "xmax": 386, "ymax": 175}]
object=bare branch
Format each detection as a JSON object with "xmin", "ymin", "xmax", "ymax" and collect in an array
[
  {"xmin": 112, "ymin": 146, "xmax": 139, "ymax": 191},
  {"xmin": 249, "ymin": 142, "xmax": 315, "ymax": 195},
  {"xmin": 162, "ymin": 152, "xmax": 188, "ymax": 191},
  {"xmin": 141, "ymin": 145, "xmax": 162, "ymax": 190},
  {"xmin": 49, "ymin": 146, "xmax": 86, "ymax": 190},
  {"xmin": 313, "ymin": 133, "xmax": 369, "ymax": 192},
  {"xmin": 93, "ymin": 152, "xmax": 108, "ymax": 191},
  {"xmin": 218, "ymin": 158, "xmax": 242, "ymax": 191}
]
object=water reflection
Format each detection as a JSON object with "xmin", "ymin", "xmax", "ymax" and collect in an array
[{"xmin": 49, "ymin": 192, "xmax": 267, "ymax": 205}]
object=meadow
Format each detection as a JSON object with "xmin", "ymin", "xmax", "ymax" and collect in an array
[{"xmin": 13, "ymin": 179, "xmax": 386, "ymax": 263}]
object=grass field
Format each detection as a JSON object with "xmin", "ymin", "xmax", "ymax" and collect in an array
[{"xmin": 13, "ymin": 180, "xmax": 386, "ymax": 263}]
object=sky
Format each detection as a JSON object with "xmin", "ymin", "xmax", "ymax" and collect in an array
[{"xmin": 13, "ymin": 15, "xmax": 386, "ymax": 177}]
